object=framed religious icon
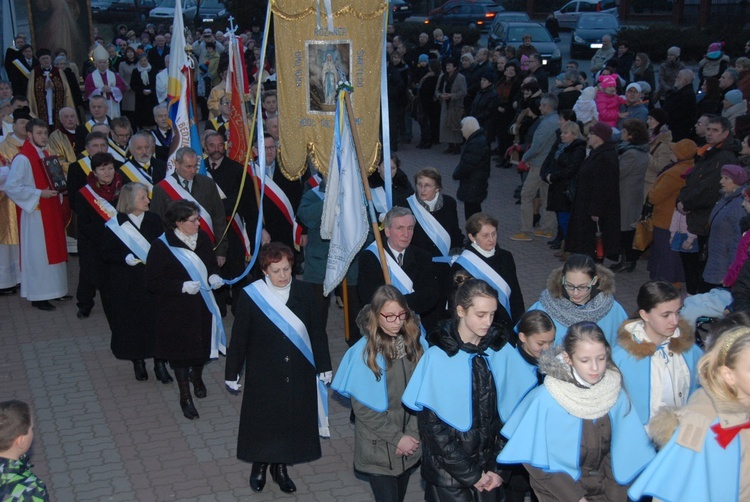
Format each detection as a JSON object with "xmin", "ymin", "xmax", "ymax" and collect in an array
[
  {"xmin": 306, "ymin": 41, "xmax": 351, "ymax": 114},
  {"xmin": 42, "ymin": 156, "xmax": 68, "ymax": 193}
]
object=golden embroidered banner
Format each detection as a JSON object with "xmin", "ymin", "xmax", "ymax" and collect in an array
[{"xmin": 272, "ymin": 0, "xmax": 385, "ymax": 179}]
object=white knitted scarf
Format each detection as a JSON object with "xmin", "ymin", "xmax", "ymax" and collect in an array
[{"xmin": 545, "ymin": 367, "xmax": 621, "ymax": 420}]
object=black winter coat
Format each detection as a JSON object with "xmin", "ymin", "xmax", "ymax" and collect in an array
[
  {"xmin": 732, "ymin": 257, "xmax": 750, "ymax": 312},
  {"xmin": 419, "ymin": 320, "xmax": 504, "ymax": 488},
  {"xmin": 145, "ymin": 229, "xmax": 219, "ymax": 363},
  {"xmin": 470, "ymin": 86, "xmax": 498, "ymax": 130},
  {"xmin": 663, "ymin": 84, "xmax": 697, "ymax": 142},
  {"xmin": 453, "ymin": 129, "xmax": 490, "ymax": 204},
  {"xmin": 540, "ymin": 137, "xmax": 587, "ymax": 212},
  {"xmin": 678, "ymin": 138, "xmax": 742, "ymax": 236},
  {"xmin": 565, "ymin": 141, "xmax": 621, "ymax": 258}
]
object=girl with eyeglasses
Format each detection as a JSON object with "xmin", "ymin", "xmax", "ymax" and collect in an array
[
  {"xmin": 332, "ymin": 285, "xmax": 425, "ymax": 502},
  {"xmin": 402, "ymin": 279, "xmax": 505, "ymax": 501},
  {"xmin": 498, "ymin": 322, "xmax": 655, "ymax": 502},
  {"xmin": 525, "ymin": 254, "xmax": 627, "ymax": 346}
]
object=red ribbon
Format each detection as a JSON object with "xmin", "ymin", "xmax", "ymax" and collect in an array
[{"xmin": 710, "ymin": 420, "xmax": 750, "ymax": 449}]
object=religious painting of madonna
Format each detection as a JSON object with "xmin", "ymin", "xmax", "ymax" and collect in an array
[
  {"xmin": 27, "ymin": 0, "xmax": 92, "ymax": 75},
  {"xmin": 306, "ymin": 41, "xmax": 351, "ymax": 114}
]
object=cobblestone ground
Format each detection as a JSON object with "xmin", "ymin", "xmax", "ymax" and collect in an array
[{"xmin": 0, "ymin": 133, "xmax": 650, "ymax": 501}]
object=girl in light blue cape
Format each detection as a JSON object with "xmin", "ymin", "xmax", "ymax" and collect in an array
[
  {"xmin": 488, "ymin": 310, "xmax": 555, "ymax": 502},
  {"xmin": 498, "ymin": 322, "xmax": 655, "ymax": 501},
  {"xmin": 629, "ymin": 326, "xmax": 750, "ymax": 502},
  {"xmin": 331, "ymin": 285, "xmax": 426, "ymax": 502}
]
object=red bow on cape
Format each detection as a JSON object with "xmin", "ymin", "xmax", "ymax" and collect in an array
[{"xmin": 710, "ymin": 419, "xmax": 750, "ymax": 449}]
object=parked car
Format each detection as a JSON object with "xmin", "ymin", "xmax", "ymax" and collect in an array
[
  {"xmin": 488, "ymin": 21, "xmax": 562, "ymax": 74},
  {"xmin": 493, "ymin": 11, "xmax": 531, "ymax": 23},
  {"xmin": 425, "ymin": 1, "xmax": 504, "ymax": 31},
  {"xmin": 148, "ymin": 0, "xmax": 227, "ymax": 24},
  {"xmin": 91, "ymin": 0, "xmax": 114, "ymax": 20},
  {"xmin": 554, "ymin": 0, "xmax": 619, "ymax": 30},
  {"xmin": 391, "ymin": 0, "xmax": 413, "ymax": 22},
  {"xmin": 109, "ymin": 0, "xmax": 157, "ymax": 21},
  {"xmin": 428, "ymin": 0, "xmax": 499, "ymax": 16},
  {"xmin": 570, "ymin": 13, "xmax": 620, "ymax": 59}
]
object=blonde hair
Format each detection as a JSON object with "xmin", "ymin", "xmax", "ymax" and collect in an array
[
  {"xmin": 698, "ymin": 326, "xmax": 750, "ymax": 402},
  {"xmin": 364, "ymin": 285, "xmax": 423, "ymax": 380},
  {"xmin": 560, "ymin": 120, "xmax": 583, "ymax": 140}
]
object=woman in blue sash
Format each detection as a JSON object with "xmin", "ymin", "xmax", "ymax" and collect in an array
[
  {"xmin": 498, "ymin": 322, "xmax": 656, "ymax": 501},
  {"xmin": 73, "ymin": 152, "xmax": 122, "ymax": 320},
  {"xmin": 102, "ymin": 182, "xmax": 170, "ymax": 383},
  {"xmin": 526, "ymin": 253, "xmax": 627, "ymax": 346},
  {"xmin": 490, "ymin": 310, "xmax": 555, "ymax": 502},
  {"xmin": 629, "ymin": 327, "xmax": 750, "ymax": 501},
  {"xmin": 451, "ymin": 213, "xmax": 524, "ymax": 333},
  {"xmin": 225, "ymin": 242, "xmax": 332, "ymax": 494},
  {"xmin": 332, "ymin": 285, "xmax": 425, "ymax": 501},
  {"xmin": 613, "ymin": 281, "xmax": 703, "ymax": 429},
  {"xmin": 145, "ymin": 200, "xmax": 223, "ymax": 421},
  {"xmin": 402, "ymin": 279, "xmax": 505, "ymax": 501}
]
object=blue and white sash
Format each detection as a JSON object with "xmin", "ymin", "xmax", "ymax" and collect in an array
[
  {"xmin": 366, "ymin": 241, "xmax": 413, "ymax": 294},
  {"xmin": 456, "ymin": 250, "xmax": 512, "ymax": 315},
  {"xmin": 105, "ymin": 217, "xmax": 151, "ymax": 263},
  {"xmin": 245, "ymin": 279, "xmax": 330, "ymax": 437},
  {"xmin": 370, "ymin": 187, "xmax": 388, "ymax": 215},
  {"xmin": 158, "ymin": 234, "xmax": 226, "ymax": 358},
  {"xmin": 407, "ymin": 195, "xmax": 450, "ymax": 256}
]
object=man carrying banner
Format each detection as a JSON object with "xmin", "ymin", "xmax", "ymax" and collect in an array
[
  {"xmin": 150, "ymin": 147, "xmax": 228, "ymax": 299},
  {"xmin": 251, "ymin": 134, "xmax": 305, "ymax": 272},
  {"xmin": 358, "ymin": 206, "xmax": 441, "ymax": 331},
  {"xmin": 202, "ymin": 130, "xmax": 258, "ymax": 311},
  {"xmin": 5, "ymin": 118, "xmax": 69, "ymax": 311}
]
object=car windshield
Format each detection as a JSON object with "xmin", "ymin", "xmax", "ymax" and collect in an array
[
  {"xmin": 157, "ymin": 0, "xmax": 176, "ymax": 6},
  {"xmin": 498, "ymin": 14, "xmax": 529, "ymax": 22},
  {"xmin": 577, "ymin": 15, "xmax": 618, "ymax": 29},
  {"xmin": 507, "ymin": 26, "xmax": 552, "ymax": 43}
]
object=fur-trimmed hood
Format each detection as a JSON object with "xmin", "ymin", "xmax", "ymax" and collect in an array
[
  {"xmin": 545, "ymin": 263, "xmax": 617, "ymax": 299},
  {"xmin": 617, "ymin": 318, "xmax": 696, "ymax": 360},
  {"xmin": 538, "ymin": 346, "xmax": 574, "ymax": 382}
]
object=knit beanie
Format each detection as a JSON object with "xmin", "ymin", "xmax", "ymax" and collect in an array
[
  {"xmin": 671, "ymin": 139, "xmax": 698, "ymax": 161},
  {"xmin": 725, "ymin": 89, "xmax": 743, "ymax": 105},
  {"xmin": 589, "ymin": 122, "xmax": 612, "ymax": 142},
  {"xmin": 707, "ymin": 42, "xmax": 724, "ymax": 61},
  {"xmin": 721, "ymin": 164, "xmax": 749, "ymax": 186}
]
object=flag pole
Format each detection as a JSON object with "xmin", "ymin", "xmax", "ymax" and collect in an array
[{"xmin": 342, "ymin": 91, "xmax": 390, "ymax": 285}]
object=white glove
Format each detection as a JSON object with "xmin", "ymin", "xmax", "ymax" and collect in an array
[
  {"xmin": 225, "ymin": 377, "xmax": 242, "ymax": 394},
  {"xmin": 125, "ymin": 253, "xmax": 140, "ymax": 266},
  {"xmin": 208, "ymin": 274, "xmax": 224, "ymax": 290},
  {"xmin": 318, "ymin": 371, "xmax": 332, "ymax": 385},
  {"xmin": 182, "ymin": 281, "xmax": 201, "ymax": 295}
]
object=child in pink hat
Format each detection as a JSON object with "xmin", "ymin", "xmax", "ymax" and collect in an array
[{"xmin": 595, "ymin": 73, "xmax": 624, "ymax": 127}]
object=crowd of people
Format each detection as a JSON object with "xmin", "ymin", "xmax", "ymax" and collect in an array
[{"xmin": 1, "ymin": 15, "xmax": 750, "ymax": 502}]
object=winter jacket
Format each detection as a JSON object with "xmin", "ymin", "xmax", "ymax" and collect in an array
[
  {"xmin": 732, "ymin": 256, "xmax": 750, "ymax": 311},
  {"xmin": 453, "ymin": 128, "xmax": 490, "ymax": 204},
  {"xmin": 644, "ymin": 129, "xmax": 673, "ymax": 196},
  {"xmin": 648, "ymin": 157, "xmax": 692, "ymax": 230},
  {"xmin": 413, "ymin": 320, "xmax": 504, "ymax": 489},
  {"xmin": 540, "ymin": 136, "xmax": 587, "ymax": 213},
  {"xmin": 663, "ymin": 84, "xmax": 697, "ymax": 141},
  {"xmin": 595, "ymin": 90, "xmax": 622, "ymax": 128},
  {"xmin": 522, "ymin": 112, "xmax": 560, "ymax": 167},
  {"xmin": 470, "ymin": 86, "xmax": 498, "ymax": 130},
  {"xmin": 566, "ymin": 141, "xmax": 621, "ymax": 258},
  {"xmin": 656, "ymin": 60, "xmax": 686, "ymax": 101},
  {"xmin": 722, "ymin": 100, "xmax": 748, "ymax": 131},
  {"xmin": 678, "ymin": 138, "xmax": 742, "ymax": 235},
  {"xmin": 704, "ymin": 185, "xmax": 747, "ymax": 285},
  {"xmin": 723, "ymin": 216, "xmax": 750, "ymax": 287},
  {"xmin": 617, "ymin": 142, "xmax": 650, "ymax": 231}
]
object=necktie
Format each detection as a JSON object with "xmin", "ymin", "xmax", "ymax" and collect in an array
[
  {"xmin": 182, "ymin": 179, "xmax": 190, "ymax": 193},
  {"xmin": 397, "ymin": 253, "xmax": 403, "ymax": 267},
  {"xmin": 211, "ymin": 162, "xmax": 217, "ymax": 171}
]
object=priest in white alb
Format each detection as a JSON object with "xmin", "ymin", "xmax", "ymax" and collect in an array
[
  {"xmin": 84, "ymin": 45, "xmax": 127, "ymax": 118},
  {"xmin": 5, "ymin": 118, "xmax": 69, "ymax": 311}
]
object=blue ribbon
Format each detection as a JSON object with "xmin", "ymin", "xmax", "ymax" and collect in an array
[{"xmin": 105, "ymin": 218, "xmax": 150, "ymax": 263}]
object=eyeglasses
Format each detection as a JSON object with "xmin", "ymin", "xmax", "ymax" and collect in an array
[
  {"xmin": 416, "ymin": 182, "xmax": 436, "ymax": 189},
  {"xmin": 562, "ymin": 277, "xmax": 596, "ymax": 292},
  {"xmin": 185, "ymin": 216, "xmax": 200, "ymax": 223},
  {"xmin": 380, "ymin": 311, "xmax": 408, "ymax": 323}
]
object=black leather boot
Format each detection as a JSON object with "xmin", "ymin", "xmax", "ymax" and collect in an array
[
  {"xmin": 174, "ymin": 368, "xmax": 199, "ymax": 420},
  {"xmin": 190, "ymin": 365, "xmax": 207, "ymax": 398},
  {"xmin": 270, "ymin": 463, "xmax": 296, "ymax": 493},
  {"xmin": 154, "ymin": 359, "xmax": 173, "ymax": 384},
  {"xmin": 249, "ymin": 462, "xmax": 268, "ymax": 492},
  {"xmin": 132, "ymin": 360, "xmax": 148, "ymax": 381}
]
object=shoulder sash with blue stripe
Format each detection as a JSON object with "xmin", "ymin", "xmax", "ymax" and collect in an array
[
  {"xmin": 157, "ymin": 234, "xmax": 226, "ymax": 358},
  {"xmin": 407, "ymin": 195, "xmax": 450, "ymax": 256},
  {"xmin": 105, "ymin": 217, "xmax": 151, "ymax": 263},
  {"xmin": 456, "ymin": 250, "xmax": 511, "ymax": 315},
  {"xmin": 366, "ymin": 241, "xmax": 413, "ymax": 294}
]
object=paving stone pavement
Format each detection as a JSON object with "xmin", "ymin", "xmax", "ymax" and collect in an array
[{"xmin": 0, "ymin": 133, "xmax": 650, "ymax": 501}]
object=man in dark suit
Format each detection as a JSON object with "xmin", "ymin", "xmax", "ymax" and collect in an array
[
  {"xmin": 203, "ymin": 130, "xmax": 259, "ymax": 310},
  {"xmin": 146, "ymin": 35, "xmax": 170, "ymax": 72},
  {"xmin": 358, "ymin": 206, "xmax": 441, "ymax": 331},
  {"xmin": 74, "ymin": 95, "xmax": 111, "ymax": 156},
  {"xmin": 150, "ymin": 147, "xmax": 228, "ymax": 279},
  {"xmin": 7, "ymin": 44, "xmax": 36, "ymax": 96},
  {"xmin": 125, "ymin": 131, "xmax": 167, "ymax": 185}
]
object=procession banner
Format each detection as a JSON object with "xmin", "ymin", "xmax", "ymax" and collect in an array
[{"xmin": 271, "ymin": 0, "xmax": 386, "ymax": 179}]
